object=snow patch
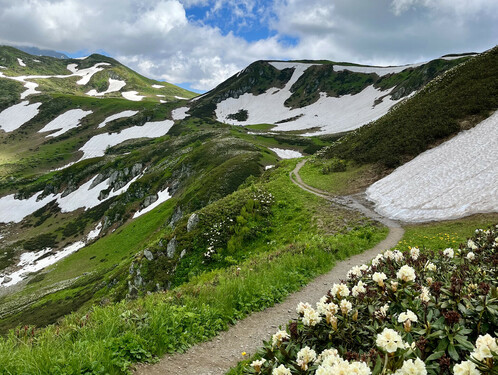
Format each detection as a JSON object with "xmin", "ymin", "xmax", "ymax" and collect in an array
[
  {"xmin": 86, "ymin": 79, "xmax": 126, "ymax": 96},
  {"xmin": 73, "ymin": 63, "xmax": 110, "ymax": 85},
  {"xmin": 0, "ymin": 66, "xmax": 6, "ymax": 69},
  {"xmin": 151, "ymin": 84, "xmax": 164, "ymax": 88},
  {"xmin": 122, "ymin": 91, "xmax": 144, "ymax": 101},
  {"xmin": 171, "ymin": 106, "xmax": 189, "ymax": 121},
  {"xmin": 367, "ymin": 111, "xmax": 498, "ymax": 222},
  {"xmin": 0, "ymin": 192, "xmax": 56, "ymax": 223},
  {"xmin": 156, "ymin": 95, "xmax": 165, "ymax": 97},
  {"xmin": 332, "ymin": 62, "xmax": 425, "ymax": 77},
  {"xmin": 38, "ymin": 109, "xmax": 93, "ymax": 138},
  {"xmin": 160, "ymin": 100, "xmax": 166, "ymax": 103},
  {"xmin": 17, "ymin": 58, "xmax": 26, "ymax": 67},
  {"xmin": 133, "ymin": 188, "xmax": 171, "ymax": 218},
  {"xmin": 174, "ymin": 96, "xmax": 188, "ymax": 100},
  {"xmin": 87, "ymin": 222, "xmax": 102, "ymax": 241},
  {"xmin": 79, "ymin": 119, "xmax": 174, "ymax": 160},
  {"xmin": 33, "ymin": 59, "xmax": 41, "ymax": 63},
  {"xmin": 97, "ymin": 110, "xmax": 138, "ymax": 128},
  {"xmin": 0, "ymin": 101, "xmax": 42, "ymax": 132},
  {"xmin": 270, "ymin": 148, "xmax": 303, "ymax": 159}
]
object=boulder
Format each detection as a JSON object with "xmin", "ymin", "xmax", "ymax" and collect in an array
[
  {"xmin": 187, "ymin": 213, "xmax": 199, "ymax": 232},
  {"xmin": 167, "ymin": 237, "xmax": 177, "ymax": 258}
]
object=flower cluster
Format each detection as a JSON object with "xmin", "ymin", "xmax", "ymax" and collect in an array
[{"xmin": 245, "ymin": 226, "xmax": 498, "ymax": 374}]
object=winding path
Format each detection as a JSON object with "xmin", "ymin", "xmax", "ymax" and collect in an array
[{"xmin": 135, "ymin": 160, "xmax": 404, "ymax": 375}]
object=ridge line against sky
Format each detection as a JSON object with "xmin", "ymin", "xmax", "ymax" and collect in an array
[{"xmin": 0, "ymin": 0, "xmax": 497, "ymax": 92}]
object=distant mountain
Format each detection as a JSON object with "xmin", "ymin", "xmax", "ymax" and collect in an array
[{"xmin": 13, "ymin": 45, "xmax": 69, "ymax": 59}]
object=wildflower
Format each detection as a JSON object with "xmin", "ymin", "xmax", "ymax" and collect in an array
[
  {"xmin": 393, "ymin": 250, "xmax": 404, "ymax": 262},
  {"xmin": 384, "ymin": 250, "xmax": 394, "ymax": 260},
  {"xmin": 443, "ymin": 248, "xmax": 454, "ymax": 258},
  {"xmin": 316, "ymin": 348, "xmax": 339, "ymax": 364},
  {"xmin": 397, "ymin": 265, "xmax": 416, "ymax": 282},
  {"xmin": 250, "ymin": 358, "xmax": 266, "ymax": 373},
  {"xmin": 376, "ymin": 328, "xmax": 405, "ymax": 353},
  {"xmin": 340, "ymin": 299, "xmax": 352, "ymax": 315},
  {"xmin": 425, "ymin": 262, "xmax": 437, "ymax": 271},
  {"xmin": 272, "ymin": 364, "xmax": 291, "ymax": 375},
  {"xmin": 327, "ymin": 313, "xmax": 338, "ymax": 329},
  {"xmin": 242, "ymin": 352, "xmax": 246, "ymax": 356},
  {"xmin": 398, "ymin": 309, "xmax": 418, "ymax": 332},
  {"xmin": 418, "ymin": 286, "xmax": 431, "ymax": 303},
  {"xmin": 347, "ymin": 265, "xmax": 363, "ymax": 279},
  {"xmin": 296, "ymin": 302, "xmax": 312, "ymax": 315},
  {"xmin": 467, "ymin": 240, "xmax": 478, "ymax": 250},
  {"xmin": 394, "ymin": 358, "xmax": 427, "ymax": 375},
  {"xmin": 296, "ymin": 346, "xmax": 317, "ymax": 370},
  {"xmin": 426, "ymin": 277, "xmax": 433, "ymax": 285},
  {"xmin": 352, "ymin": 281, "xmax": 366, "ymax": 297},
  {"xmin": 303, "ymin": 308, "xmax": 321, "ymax": 326},
  {"xmin": 410, "ymin": 247, "xmax": 420, "ymax": 260},
  {"xmin": 390, "ymin": 281, "xmax": 398, "ymax": 292},
  {"xmin": 272, "ymin": 330, "xmax": 290, "ymax": 347},
  {"xmin": 330, "ymin": 283, "xmax": 350, "ymax": 298},
  {"xmin": 372, "ymin": 254, "xmax": 383, "ymax": 267},
  {"xmin": 453, "ymin": 360, "xmax": 479, "ymax": 375},
  {"xmin": 372, "ymin": 272, "xmax": 387, "ymax": 287},
  {"xmin": 472, "ymin": 334, "xmax": 498, "ymax": 361},
  {"xmin": 467, "ymin": 252, "xmax": 475, "ymax": 260}
]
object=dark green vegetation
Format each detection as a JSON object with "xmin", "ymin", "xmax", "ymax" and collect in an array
[
  {"xmin": 0, "ymin": 162, "xmax": 388, "ymax": 374},
  {"xmin": 323, "ymin": 47, "xmax": 498, "ymax": 168}
]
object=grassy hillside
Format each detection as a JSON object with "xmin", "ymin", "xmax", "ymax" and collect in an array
[{"xmin": 323, "ymin": 46, "xmax": 498, "ymax": 167}]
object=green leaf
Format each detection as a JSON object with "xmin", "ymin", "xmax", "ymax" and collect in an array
[
  {"xmin": 426, "ymin": 351, "xmax": 445, "ymax": 361},
  {"xmin": 448, "ymin": 344, "xmax": 459, "ymax": 361}
]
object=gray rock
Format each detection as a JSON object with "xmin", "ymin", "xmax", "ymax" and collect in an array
[
  {"xmin": 180, "ymin": 249, "xmax": 186, "ymax": 259},
  {"xmin": 144, "ymin": 249, "xmax": 154, "ymax": 261},
  {"xmin": 143, "ymin": 194, "xmax": 158, "ymax": 208},
  {"xmin": 2, "ymin": 276, "xmax": 12, "ymax": 284},
  {"xmin": 134, "ymin": 275, "xmax": 143, "ymax": 287},
  {"xmin": 169, "ymin": 206, "xmax": 182, "ymax": 227},
  {"xmin": 167, "ymin": 237, "xmax": 177, "ymax": 258},
  {"xmin": 131, "ymin": 163, "xmax": 142, "ymax": 176},
  {"xmin": 187, "ymin": 213, "xmax": 199, "ymax": 232}
]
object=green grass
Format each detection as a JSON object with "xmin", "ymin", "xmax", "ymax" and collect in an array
[
  {"xmin": 394, "ymin": 213, "xmax": 498, "ymax": 252},
  {"xmin": 298, "ymin": 158, "xmax": 378, "ymax": 195}
]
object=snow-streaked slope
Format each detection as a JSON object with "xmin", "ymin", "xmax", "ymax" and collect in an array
[
  {"xmin": 17, "ymin": 58, "xmax": 26, "ymax": 67},
  {"xmin": 133, "ymin": 188, "xmax": 171, "ymax": 218},
  {"xmin": 0, "ymin": 192, "xmax": 56, "ymax": 223},
  {"xmin": 151, "ymin": 84, "xmax": 164, "ymax": 88},
  {"xmin": 86, "ymin": 78, "xmax": 126, "ymax": 96},
  {"xmin": 270, "ymin": 148, "xmax": 303, "ymax": 159},
  {"xmin": 215, "ymin": 62, "xmax": 402, "ymax": 135},
  {"xmin": 0, "ymin": 101, "xmax": 42, "ymax": 132},
  {"xmin": 0, "ymin": 241, "xmax": 86, "ymax": 287},
  {"xmin": 79, "ymin": 119, "xmax": 174, "ymax": 160},
  {"xmin": 367, "ymin": 111, "xmax": 498, "ymax": 222},
  {"xmin": 171, "ymin": 107, "xmax": 189, "ymax": 121},
  {"xmin": 332, "ymin": 63, "xmax": 424, "ymax": 76},
  {"xmin": 97, "ymin": 110, "xmax": 138, "ymax": 128},
  {"xmin": 38, "ymin": 109, "xmax": 93, "ymax": 138},
  {"xmin": 122, "ymin": 91, "xmax": 144, "ymax": 101}
]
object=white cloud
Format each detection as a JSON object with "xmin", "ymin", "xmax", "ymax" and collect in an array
[{"xmin": 0, "ymin": 0, "xmax": 496, "ymax": 91}]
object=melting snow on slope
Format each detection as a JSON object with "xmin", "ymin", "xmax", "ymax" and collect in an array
[
  {"xmin": 122, "ymin": 91, "xmax": 145, "ymax": 101},
  {"xmin": 79, "ymin": 119, "xmax": 174, "ymax": 160},
  {"xmin": 367, "ymin": 111, "xmax": 498, "ymax": 222},
  {"xmin": 332, "ymin": 62, "xmax": 425, "ymax": 77},
  {"xmin": 151, "ymin": 84, "xmax": 164, "ymax": 88},
  {"xmin": 174, "ymin": 96, "xmax": 188, "ymax": 100},
  {"xmin": 86, "ymin": 78, "xmax": 126, "ymax": 96},
  {"xmin": 0, "ymin": 101, "xmax": 42, "ymax": 132},
  {"xmin": 97, "ymin": 110, "xmax": 138, "ymax": 128},
  {"xmin": 87, "ymin": 222, "xmax": 102, "ymax": 241},
  {"xmin": 133, "ymin": 188, "xmax": 171, "ymax": 218},
  {"xmin": 215, "ymin": 62, "xmax": 402, "ymax": 135},
  {"xmin": 270, "ymin": 148, "xmax": 303, "ymax": 159},
  {"xmin": 0, "ymin": 192, "xmax": 57, "ymax": 223},
  {"xmin": 0, "ymin": 241, "xmax": 86, "ymax": 287},
  {"xmin": 38, "ymin": 109, "xmax": 93, "ymax": 138},
  {"xmin": 17, "ymin": 58, "xmax": 26, "ymax": 67},
  {"xmin": 171, "ymin": 107, "xmax": 189, "ymax": 120}
]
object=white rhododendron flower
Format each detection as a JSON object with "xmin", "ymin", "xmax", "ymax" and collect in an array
[
  {"xmin": 250, "ymin": 358, "xmax": 266, "ymax": 372},
  {"xmin": 352, "ymin": 280, "xmax": 366, "ymax": 297},
  {"xmin": 272, "ymin": 364, "xmax": 291, "ymax": 375},
  {"xmin": 376, "ymin": 328, "xmax": 405, "ymax": 353},
  {"xmin": 331, "ymin": 283, "xmax": 350, "ymax": 298},
  {"xmin": 316, "ymin": 348, "xmax": 339, "ymax": 364},
  {"xmin": 410, "ymin": 247, "xmax": 420, "ymax": 260},
  {"xmin": 394, "ymin": 358, "xmax": 427, "ymax": 375},
  {"xmin": 453, "ymin": 360, "xmax": 479, "ymax": 375},
  {"xmin": 418, "ymin": 286, "xmax": 431, "ymax": 303},
  {"xmin": 467, "ymin": 252, "xmax": 475, "ymax": 260},
  {"xmin": 443, "ymin": 248, "xmax": 454, "ymax": 258},
  {"xmin": 340, "ymin": 299, "xmax": 352, "ymax": 315},
  {"xmin": 272, "ymin": 330, "xmax": 290, "ymax": 347},
  {"xmin": 347, "ymin": 265, "xmax": 363, "ymax": 279},
  {"xmin": 303, "ymin": 308, "xmax": 321, "ymax": 326},
  {"xmin": 398, "ymin": 309, "xmax": 418, "ymax": 323},
  {"xmin": 372, "ymin": 272, "xmax": 387, "ymax": 286},
  {"xmin": 467, "ymin": 239, "xmax": 478, "ymax": 250},
  {"xmin": 349, "ymin": 361, "xmax": 372, "ymax": 375},
  {"xmin": 393, "ymin": 250, "xmax": 404, "ymax": 262},
  {"xmin": 372, "ymin": 254, "xmax": 384, "ymax": 267},
  {"xmin": 472, "ymin": 334, "xmax": 498, "ymax": 361},
  {"xmin": 384, "ymin": 250, "xmax": 394, "ymax": 260},
  {"xmin": 397, "ymin": 265, "xmax": 416, "ymax": 282},
  {"xmin": 425, "ymin": 262, "xmax": 437, "ymax": 271},
  {"xmin": 296, "ymin": 346, "xmax": 317, "ymax": 370},
  {"xmin": 296, "ymin": 302, "xmax": 312, "ymax": 315}
]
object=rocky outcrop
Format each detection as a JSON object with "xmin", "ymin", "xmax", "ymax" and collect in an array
[
  {"xmin": 187, "ymin": 213, "xmax": 199, "ymax": 232},
  {"xmin": 166, "ymin": 237, "xmax": 177, "ymax": 258}
]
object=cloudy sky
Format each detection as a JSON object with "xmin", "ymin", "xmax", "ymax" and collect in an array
[{"xmin": 0, "ymin": 0, "xmax": 496, "ymax": 92}]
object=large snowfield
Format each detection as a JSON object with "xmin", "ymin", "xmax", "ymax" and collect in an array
[
  {"xmin": 215, "ymin": 62, "xmax": 403, "ymax": 135},
  {"xmin": 0, "ymin": 100, "xmax": 42, "ymax": 132},
  {"xmin": 38, "ymin": 109, "xmax": 93, "ymax": 137},
  {"xmin": 367, "ymin": 111, "xmax": 498, "ymax": 222}
]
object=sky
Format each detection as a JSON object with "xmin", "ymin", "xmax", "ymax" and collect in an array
[{"xmin": 0, "ymin": 0, "xmax": 497, "ymax": 93}]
